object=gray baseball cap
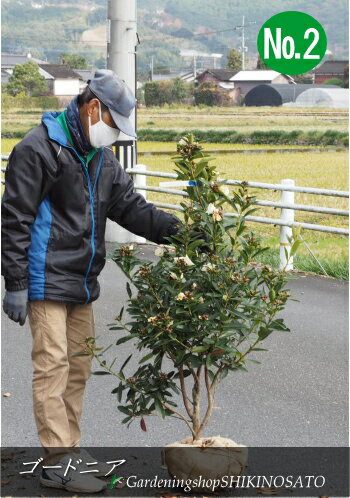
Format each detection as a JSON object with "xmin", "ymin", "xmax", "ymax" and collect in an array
[{"xmin": 87, "ymin": 69, "xmax": 137, "ymax": 138}]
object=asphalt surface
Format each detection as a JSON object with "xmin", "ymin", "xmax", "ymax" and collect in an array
[{"xmin": 1, "ymin": 243, "xmax": 349, "ymax": 449}]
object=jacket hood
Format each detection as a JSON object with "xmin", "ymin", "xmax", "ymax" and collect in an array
[{"xmin": 42, "ymin": 111, "xmax": 70, "ymax": 146}]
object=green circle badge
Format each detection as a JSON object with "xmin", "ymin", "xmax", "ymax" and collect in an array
[{"xmin": 257, "ymin": 11, "xmax": 327, "ymax": 75}]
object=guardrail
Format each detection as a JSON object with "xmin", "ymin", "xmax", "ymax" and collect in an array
[
  {"xmin": 126, "ymin": 165, "xmax": 349, "ymax": 271},
  {"xmin": 2, "ymin": 156, "xmax": 348, "ymax": 271}
]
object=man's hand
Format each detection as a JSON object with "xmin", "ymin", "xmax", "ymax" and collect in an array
[
  {"xmin": 192, "ymin": 226, "xmax": 212, "ymax": 253},
  {"xmin": 3, "ymin": 289, "xmax": 28, "ymax": 326}
]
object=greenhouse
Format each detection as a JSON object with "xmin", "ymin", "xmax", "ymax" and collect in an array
[
  {"xmin": 293, "ymin": 88, "xmax": 349, "ymax": 108},
  {"xmin": 244, "ymin": 84, "xmax": 338, "ymax": 106}
]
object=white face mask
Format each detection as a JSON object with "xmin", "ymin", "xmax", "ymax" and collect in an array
[{"xmin": 88, "ymin": 101, "xmax": 120, "ymax": 148}]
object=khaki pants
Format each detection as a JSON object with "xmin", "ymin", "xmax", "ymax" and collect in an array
[{"xmin": 27, "ymin": 300, "xmax": 95, "ymax": 465}]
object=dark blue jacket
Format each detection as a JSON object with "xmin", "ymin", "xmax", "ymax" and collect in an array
[{"xmin": 1, "ymin": 112, "xmax": 180, "ymax": 304}]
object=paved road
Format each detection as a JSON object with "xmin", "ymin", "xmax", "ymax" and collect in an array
[{"xmin": 2, "ymin": 243, "xmax": 349, "ymax": 448}]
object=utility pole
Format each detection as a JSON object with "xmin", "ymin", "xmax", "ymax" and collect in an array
[
  {"xmin": 106, "ymin": 0, "xmax": 144, "ymax": 243},
  {"xmin": 236, "ymin": 15, "xmax": 256, "ymax": 70},
  {"xmin": 241, "ymin": 16, "xmax": 246, "ymax": 70},
  {"xmin": 193, "ymin": 55, "xmax": 197, "ymax": 78},
  {"xmin": 150, "ymin": 56, "xmax": 154, "ymax": 81}
]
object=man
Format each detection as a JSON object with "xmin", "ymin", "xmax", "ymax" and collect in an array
[{"xmin": 1, "ymin": 69, "xmax": 182, "ymax": 493}]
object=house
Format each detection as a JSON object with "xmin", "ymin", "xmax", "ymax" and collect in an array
[
  {"xmin": 180, "ymin": 71, "xmax": 197, "ymax": 83},
  {"xmin": 75, "ymin": 69, "xmax": 95, "ymax": 92},
  {"xmin": 1, "ymin": 52, "xmax": 48, "ymax": 83},
  {"xmin": 38, "ymin": 64, "xmax": 83, "ymax": 96},
  {"xmin": 196, "ymin": 69, "xmax": 238, "ymax": 86},
  {"xmin": 1, "ymin": 52, "xmax": 48, "ymax": 71},
  {"xmin": 195, "ymin": 69, "xmax": 241, "ymax": 106},
  {"xmin": 230, "ymin": 70, "xmax": 294, "ymax": 98},
  {"xmin": 313, "ymin": 60, "xmax": 348, "ymax": 84},
  {"xmin": 1, "ymin": 69, "xmax": 10, "ymax": 84}
]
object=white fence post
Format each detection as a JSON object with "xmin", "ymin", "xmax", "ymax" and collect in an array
[
  {"xmin": 280, "ymin": 179, "xmax": 295, "ymax": 271},
  {"xmin": 104, "ymin": 164, "xmax": 147, "ymax": 244}
]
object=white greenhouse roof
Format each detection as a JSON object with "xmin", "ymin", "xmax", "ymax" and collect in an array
[
  {"xmin": 294, "ymin": 88, "xmax": 349, "ymax": 108},
  {"xmin": 230, "ymin": 70, "xmax": 281, "ymax": 81}
]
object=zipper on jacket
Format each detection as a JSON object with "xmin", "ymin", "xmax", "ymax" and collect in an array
[
  {"xmin": 53, "ymin": 141, "xmax": 104, "ymax": 303},
  {"xmin": 82, "ymin": 149, "xmax": 105, "ymax": 304}
]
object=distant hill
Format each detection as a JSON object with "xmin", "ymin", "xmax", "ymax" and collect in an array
[{"xmin": 2, "ymin": 0, "xmax": 348, "ymax": 73}]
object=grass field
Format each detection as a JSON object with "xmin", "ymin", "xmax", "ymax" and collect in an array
[
  {"xmin": 137, "ymin": 148, "xmax": 348, "ymax": 271},
  {"xmin": 2, "ymin": 106, "xmax": 349, "ymax": 136},
  {"xmin": 1, "ymin": 106, "xmax": 348, "ymax": 279}
]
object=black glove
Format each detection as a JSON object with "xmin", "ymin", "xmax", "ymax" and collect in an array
[
  {"xmin": 3, "ymin": 289, "xmax": 28, "ymax": 326},
  {"xmin": 191, "ymin": 226, "xmax": 212, "ymax": 253},
  {"xmin": 165, "ymin": 220, "xmax": 211, "ymax": 253}
]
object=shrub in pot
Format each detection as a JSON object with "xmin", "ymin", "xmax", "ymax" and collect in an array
[{"xmin": 83, "ymin": 134, "xmax": 299, "ymax": 491}]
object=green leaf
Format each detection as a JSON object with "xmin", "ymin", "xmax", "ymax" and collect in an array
[
  {"xmin": 208, "ymin": 369, "xmax": 215, "ymax": 383},
  {"xmin": 92, "ymin": 371, "xmax": 111, "ymax": 375},
  {"xmin": 258, "ymin": 328, "xmax": 272, "ymax": 340},
  {"xmin": 117, "ymin": 382, "xmax": 123, "ymax": 402},
  {"xmin": 126, "ymin": 282, "xmax": 132, "ymax": 298},
  {"xmin": 192, "ymin": 345, "xmax": 209, "ymax": 353},
  {"xmin": 174, "ymin": 350, "xmax": 186, "ymax": 365},
  {"xmin": 154, "ymin": 398, "xmax": 165, "ymax": 419},
  {"xmin": 291, "ymin": 239, "xmax": 303, "ymax": 257},
  {"xmin": 139, "ymin": 352, "xmax": 154, "ymax": 364},
  {"xmin": 122, "ymin": 416, "xmax": 132, "ymax": 424},
  {"xmin": 102, "ymin": 343, "xmax": 113, "ymax": 354},
  {"xmin": 271, "ymin": 319, "xmax": 290, "ymax": 331},
  {"xmin": 118, "ymin": 406, "xmax": 132, "ymax": 415},
  {"xmin": 116, "ymin": 335, "xmax": 135, "ymax": 345},
  {"xmin": 120, "ymin": 353, "xmax": 132, "ymax": 372}
]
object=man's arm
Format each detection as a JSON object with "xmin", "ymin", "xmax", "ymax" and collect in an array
[
  {"xmin": 106, "ymin": 160, "xmax": 181, "ymax": 244},
  {"xmin": 1, "ymin": 140, "xmax": 59, "ymax": 291}
]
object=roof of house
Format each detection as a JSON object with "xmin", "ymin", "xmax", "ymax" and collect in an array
[
  {"xmin": 198, "ymin": 69, "xmax": 238, "ymax": 82},
  {"xmin": 180, "ymin": 70, "xmax": 197, "ymax": 82},
  {"xmin": 314, "ymin": 60, "xmax": 348, "ymax": 75},
  {"xmin": 75, "ymin": 69, "xmax": 95, "ymax": 81},
  {"xmin": 38, "ymin": 64, "xmax": 83, "ymax": 79},
  {"xmin": 2, "ymin": 53, "xmax": 48, "ymax": 67},
  {"xmin": 1, "ymin": 69, "xmax": 10, "ymax": 83},
  {"xmin": 230, "ymin": 70, "xmax": 284, "ymax": 82}
]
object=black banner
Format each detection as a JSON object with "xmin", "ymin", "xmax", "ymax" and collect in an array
[{"xmin": 1, "ymin": 446, "xmax": 349, "ymax": 497}]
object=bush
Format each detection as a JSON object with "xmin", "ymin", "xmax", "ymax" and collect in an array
[
  {"xmin": 322, "ymin": 78, "xmax": 344, "ymax": 87},
  {"xmin": 83, "ymin": 134, "xmax": 298, "ymax": 440},
  {"xmin": 1, "ymin": 95, "xmax": 60, "ymax": 111},
  {"xmin": 136, "ymin": 129, "xmax": 348, "ymax": 146},
  {"xmin": 194, "ymin": 82, "xmax": 231, "ymax": 107},
  {"xmin": 144, "ymin": 79, "xmax": 193, "ymax": 107}
]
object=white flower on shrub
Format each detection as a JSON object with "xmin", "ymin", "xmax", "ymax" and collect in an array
[
  {"xmin": 174, "ymin": 255, "xmax": 194, "ymax": 266},
  {"xmin": 206, "ymin": 203, "xmax": 215, "ymax": 215},
  {"xmin": 212, "ymin": 209, "xmax": 223, "ymax": 222},
  {"xmin": 128, "ymin": 245, "xmax": 134, "ymax": 250},
  {"xmin": 206, "ymin": 203, "xmax": 223, "ymax": 221},
  {"xmin": 218, "ymin": 185, "xmax": 230, "ymax": 197},
  {"xmin": 155, "ymin": 247, "xmax": 164, "ymax": 257},
  {"xmin": 169, "ymin": 272, "xmax": 178, "ymax": 280},
  {"xmin": 176, "ymin": 292, "xmax": 186, "ymax": 301},
  {"xmin": 147, "ymin": 316, "xmax": 157, "ymax": 323},
  {"xmin": 202, "ymin": 262, "xmax": 216, "ymax": 272},
  {"xmin": 179, "ymin": 138, "xmax": 186, "ymax": 145}
]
